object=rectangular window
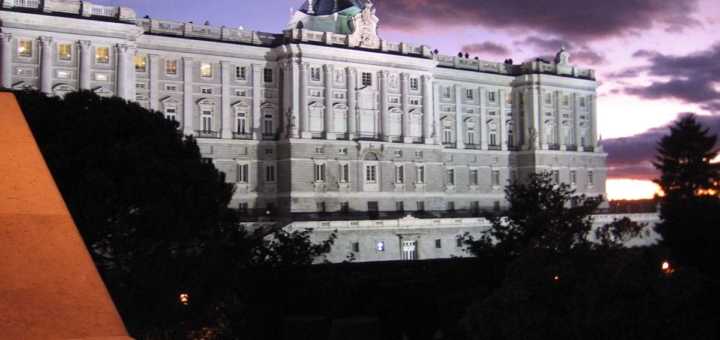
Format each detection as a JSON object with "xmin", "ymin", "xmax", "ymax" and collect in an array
[
  {"xmin": 96, "ymin": 47, "xmax": 109, "ymax": 63},
  {"xmin": 315, "ymin": 147, "xmax": 324, "ymax": 154},
  {"xmin": 95, "ymin": 73, "xmax": 109, "ymax": 81},
  {"xmin": 395, "ymin": 165, "xmax": 404, "ymax": 183},
  {"xmin": 235, "ymin": 66, "xmax": 246, "ymax": 80},
  {"xmin": 456, "ymin": 238, "xmax": 463, "ymax": 247},
  {"xmin": 236, "ymin": 89, "xmax": 247, "ymax": 96},
  {"xmin": 417, "ymin": 166, "xmax": 425, "ymax": 184},
  {"xmin": 447, "ymin": 169, "xmax": 455, "ymax": 185},
  {"xmin": 410, "ymin": 78, "xmax": 419, "ymax": 90},
  {"xmin": 415, "ymin": 151, "xmax": 424, "ymax": 158},
  {"xmin": 315, "ymin": 163, "xmax": 326, "ymax": 182},
  {"xmin": 435, "ymin": 239, "xmax": 442, "ymax": 249},
  {"xmin": 165, "ymin": 84, "xmax": 177, "ymax": 91},
  {"xmin": 340, "ymin": 164, "xmax": 349, "ymax": 182},
  {"xmin": 338, "ymin": 148, "xmax": 347, "ymax": 155},
  {"xmin": 443, "ymin": 87, "xmax": 451, "ymax": 99},
  {"xmin": 57, "ymin": 70, "xmax": 71, "ymax": 79},
  {"xmin": 18, "ymin": 40, "xmax": 32, "ymax": 57},
  {"xmin": 340, "ymin": 202, "xmax": 349, "ymax": 213},
  {"xmin": 236, "ymin": 113, "xmax": 247, "ymax": 134},
  {"xmin": 396, "ymin": 201, "xmax": 404, "ymax": 212},
  {"xmin": 265, "ymin": 148, "xmax": 274, "ymax": 155},
  {"xmin": 361, "ymin": 72, "xmax": 372, "ymax": 86},
  {"xmin": 310, "ymin": 67, "xmax": 321, "ymax": 81},
  {"xmin": 317, "ymin": 201, "xmax": 326, "ymax": 213},
  {"xmin": 365, "ymin": 165, "xmax": 377, "ymax": 182},
  {"xmin": 201, "ymin": 111, "xmax": 213, "ymax": 132},
  {"xmin": 471, "ymin": 201, "xmax": 479, "ymax": 211},
  {"xmin": 394, "ymin": 150, "xmax": 402, "ymax": 157},
  {"xmin": 493, "ymin": 201, "xmax": 501, "ymax": 212},
  {"xmin": 417, "ymin": 201, "xmax": 425, "ymax": 211},
  {"xmin": 447, "ymin": 202, "xmax": 455, "ymax": 211},
  {"xmin": 545, "ymin": 93, "xmax": 552, "ymax": 104},
  {"xmin": 470, "ymin": 170, "xmax": 478, "ymax": 186},
  {"xmin": 570, "ymin": 170, "xmax": 577, "ymax": 185},
  {"xmin": 492, "ymin": 170, "xmax": 500, "ymax": 186},
  {"xmin": 579, "ymin": 97, "xmax": 586, "ymax": 108},
  {"xmin": 553, "ymin": 170, "xmax": 560, "ymax": 184},
  {"xmin": 164, "ymin": 107, "xmax": 177, "ymax": 121},
  {"xmin": 352, "ymin": 242, "xmax": 360, "ymax": 253},
  {"xmin": 201, "ymin": 87, "xmax": 213, "ymax": 94},
  {"xmin": 367, "ymin": 201, "xmax": 379, "ymax": 211},
  {"xmin": 563, "ymin": 95, "xmax": 570, "ymax": 106},
  {"xmin": 201, "ymin": 62, "xmax": 212, "ymax": 78},
  {"xmin": 266, "ymin": 165, "xmax": 275, "ymax": 183},
  {"xmin": 135, "ymin": 56, "xmax": 146, "ymax": 72},
  {"xmin": 410, "ymin": 99, "xmax": 420, "ymax": 105},
  {"xmin": 466, "ymin": 89, "xmax": 474, "ymax": 100},
  {"xmin": 237, "ymin": 164, "xmax": 249, "ymax": 183},
  {"xmin": 588, "ymin": 171, "xmax": 594, "ymax": 185},
  {"xmin": 165, "ymin": 60, "xmax": 177, "ymax": 75},
  {"xmin": 263, "ymin": 68, "xmax": 273, "ymax": 83},
  {"xmin": 488, "ymin": 91, "xmax": 496, "ymax": 102},
  {"xmin": 58, "ymin": 43, "xmax": 71, "ymax": 60},
  {"xmin": 238, "ymin": 202, "xmax": 248, "ymax": 213}
]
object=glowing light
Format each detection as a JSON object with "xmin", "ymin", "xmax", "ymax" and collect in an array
[
  {"xmin": 180, "ymin": 293, "xmax": 189, "ymax": 305},
  {"xmin": 554, "ymin": 275, "xmax": 559, "ymax": 281},
  {"xmin": 661, "ymin": 261, "xmax": 675, "ymax": 275}
]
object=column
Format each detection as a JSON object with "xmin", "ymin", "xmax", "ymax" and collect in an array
[
  {"xmin": 38, "ymin": 36, "xmax": 52, "ymax": 94},
  {"xmin": 283, "ymin": 60, "xmax": 300, "ymax": 138},
  {"xmin": 221, "ymin": 61, "xmax": 231, "ymax": 139},
  {"xmin": 573, "ymin": 93, "xmax": 581, "ymax": 151},
  {"xmin": 115, "ymin": 44, "xmax": 131, "ymax": 100},
  {"xmin": 77, "ymin": 40, "xmax": 91, "ymax": 90},
  {"xmin": 379, "ymin": 70, "xmax": 389, "ymax": 141},
  {"xmin": 589, "ymin": 94, "xmax": 598, "ymax": 150},
  {"xmin": 346, "ymin": 67, "xmax": 357, "ymax": 139},
  {"xmin": 534, "ymin": 86, "xmax": 545, "ymax": 149},
  {"xmin": 182, "ymin": 57, "xmax": 194, "ymax": 135},
  {"xmin": 148, "ymin": 54, "xmax": 159, "ymax": 111},
  {"xmin": 0, "ymin": 33, "xmax": 12, "ymax": 89},
  {"xmin": 454, "ymin": 84, "xmax": 464, "ymax": 149},
  {"xmin": 252, "ymin": 64, "xmax": 263, "ymax": 140},
  {"xmin": 422, "ymin": 75, "xmax": 433, "ymax": 144},
  {"xmin": 432, "ymin": 83, "xmax": 441, "ymax": 145},
  {"xmin": 401, "ymin": 73, "xmax": 411, "ymax": 143},
  {"xmin": 555, "ymin": 91, "xmax": 562, "ymax": 150},
  {"xmin": 480, "ymin": 87, "xmax": 488, "ymax": 149},
  {"xmin": 323, "ymin": 64, "xmax": 335, "ymax": 139},
  {"xmin": 299, "ymin": 62, "xmax": 311, "ymax": 139},
  {"xmin": 499, "ymin": 89, "xmax": 507, "ymax": 151}
]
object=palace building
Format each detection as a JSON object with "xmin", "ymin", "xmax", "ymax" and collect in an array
[{"xmin": 1, "ymin": 0, "xmax": 628, "ymax": 261}]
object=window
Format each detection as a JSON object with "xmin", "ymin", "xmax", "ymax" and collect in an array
[
  {"xmin": 57, "ymin": 70, "xmax": 71, "ymax": 79},
  {"xmin": 442, "ymin": 86, "xmax": 451, "ymax": 99},
  {"xmin": 368, "ymin": 201, "xmax": 379, "ymax": 211},
  {"xmin": 447, "ymin": 202, "xmax": 455, "ymax": 211},
  {"xmin": 410, "ymin": 78, "xmax": 418, "ymax": 90},
  {"xmin": 491, "ymin": 170, "xmax": 500, "ymax": 186},
  {"xmin": 377, "ymin": 241, "xmax": 385, "ymax": 251},
  {"xmin": 410, "ymin": 99, "xmax": 419, "ymax": 105},
  {"xmin": 488, "ymin": 91, "xmax": 496, "ymax": 102},
  {"xmin": 456, "ymin": 238, "xmax": 463, "ymax": 247},
  {"xmin": 443, "ymin": 128, "xmax": 452, "ymax": 144},
  {"xmin": 96, "ymin": 47, "xmax": 109, "ymax": 63},
  {"xmin": 236, "ymin": 89, "xmax": 247, "ymax": 96},
  {"xmin": 470, "ymin": 170, "xmax": 478, "ymax": 186},
  {"xmin": 435, "ymin": 239, "xmax": 442, "ymax": 249},
  {"xmin": 417, "ymin": 201, "xmax": 425, "ymax": 211},
  {"xmin": 201, "ymin": 110, "xmax": 213, "ymax": 132},
  {"xmin": 317, "ymin": 201, "xmax": 326, "ymax": 213},
  {"xmin": 315, "ymin": 163, "xmax": 326, "ymax": 182},
  {"xmin": 545, "ymin": 93, "xmax": 552, "ymax": 104},
  {"xmin": 415, "ymin": 151, "xmax": 423, "ymax": 157},
  {"xmin": 563, "ymin": 95, "xmax": 570, "ymax": 106},
  {"xmin": 361, "ymin": 72, "xmax": 372, "ymax": 86},
  {"xmin": 237, "ymin": 164, "xmax": 249, "ymax": 183},
  {"xmin": 236, "ymin": 112, "xmax": 247, "ymax": 134},
  {"xmin": 135, "ymin": 57, "xmax": 146, "ymax": 72},
  {"xmin": 166, "ymin": 60, "xmax": 177, "ymax": 75},
  {"xmin": 340, "ymin": 202, "xmax": 349, "ymax": 213},
  {"xmin": 339, "ymin": 164, "xmax": 349, "ymax": 182},
  {"xmin": 265, "ymin": 148, "xmax": 274, "ymax": 155},
  {"xmin": 417, "ymin": 166, "xmax": 425, "ymax": 184},
  {"xmin": 579, "ymin": 97, "xmax": 587, "ymax": 108},
  {"xmin": 447, "ymin": 169, "xmax": 455, "ymax": 185},
  {"xmin": 471, "ymin": 201, "xmax": 479, "ymax": 211},
  {"xmin": 395, "ymin": 165, "xmax": 404, "ymax": 183},
  {"xmin": 315, "ymin": 147, "xmax": 324, "ymax": 155},
  {"xmin": 570, "ymin": 170, "xmax": 577, "ymax": 185},
  {"xmin": 266, "ymin": 165, "xmax": 275, "ymax": 183},
  {"xmin": 263, "ymin": 68, "xmax": 273, "ymax": 83},
  {"xmin": 95, "ymin": 73, "xmax": 109, "ymax": 81},
  {"xmin": 396, "ymin": 201, "xmax": 404, "ymax": 212},
  {"xmin": 263, "ymin": 114, "xmax": 274, "ymax": 135},
  {"xmin": 164, "ymin": 107, "xmax": 177, "ymax": 121},
  {"xmin": 201, "ymin": 62, "xmax": 212, "ymax": 77},
  {"xmin": 235, "ymin": 66, "xmax": 246, "ymax": 80},
  {"xmin": 201, "ymin": 87, "xmax": 213, "ymax": 94},
  {"xmin": 310, "ymin": 67, "xmax": 321, "ymax": 81},
  {"xmin": 467, "ymin": 129, "xmax": 476, "ymax": 145},
  {"xmin": 365, "ymin": 164, "xmax": 376, "ymax": 182},
  {"xmin": 338, "ymin": 148, "xmax": 347, "ymax": 155},
  {"xmin": 165, "ymin": 84, "xmax": 178, "ymax": 91},
  {"xmin": 466, "ymin": 89, "xmax": 474, "ymax": 100},
  {"xmin": 394, "ymin": 150, "xmax": 402, "ymax": 157},
  {"xmin": 553, "ymin": 170, "xmax": 560, "ymax": 184},
  {"xmin": 58, "ymin": 43, "xmax": 71, "ymax": 60},
  {"xmin": 352, "ymin": 242, "xmax": 360, "ymax": 252},
  {"xmin": 334, "ymin": 92, "xmax": 345, "ymax": 99},
  {"xmin": 493, "ymin": 201, "xmax": 501, "ymax": 212},
  {"xmin": 587, "ymin": 171, "xmax": 594, "ymax": 186},
  {"xmin": 18, "ymin": 40, "xmax": 32, "ymax": 57},
  {"xmin": 238, "ymin": 202, "xmax": 248, "ymax": 213}
]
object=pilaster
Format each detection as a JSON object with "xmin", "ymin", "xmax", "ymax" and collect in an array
[
  {"xmin": 148, "ymin": 54, "xmax": 159, "ymax": 110},
  {"xmin": 252, "ymin": 64, "xmax": 263, "ymax": 140},
  {"xmin": 182, "ymin": 57, "xmax": 194, "ymax": 135},
  {"xmin": 115, "ymin": 43, "xmax": 134, "ymax": 101},
  {"xmin": 346, "ymin": 67, "xmax": 357, "ymax": 139},
  {"xmin": 299, "ymin": 62, "xmax": 311, "ymax": 139},
  {"xmin": 421, "ymin": 75, "xmax": 433, "ymax": 144},
  {"xmin": 401, "ymin": 72, "xmax": 411, "ymax": 143},
  {"xmin": 323, "ymin": 64, "xmax": 335, "ymax": 139},
  {"xmin": 77, "ymin": 40, "xmax": 91, "ymax": 90},
  {"xmin": 499, "ymin": 89, "xmax": 507, "ymax": 151},
  {"xmin": 220, "ymin": 61, "xmax": 231, "ymax": 139},
  {"xmin": 480, "ymin": 87, "xmax": 488, "ymax": 149},
  {"xmin": 0, "ymin": 33, "xmax": 11, "ymax": 89},
  {"xmin": 454, "ymin": 84, "xmax": 464, "ymax": 149},
  {"xmin": 379, "ymin": 70, "xmax": 389, "ymax": 141},
  {"xmin": 38, "ymin": 36, "xmax": 52, "ymax": 93}
]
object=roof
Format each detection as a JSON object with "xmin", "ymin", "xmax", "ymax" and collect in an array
[{"xmin": 299, "ymin": 0, "xmax": 366, "ymax": 16}]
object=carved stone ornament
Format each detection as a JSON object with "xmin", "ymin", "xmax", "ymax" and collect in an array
[{"xmin": 349, "ymin": 0, "xmax": 380, "ymax": 49}]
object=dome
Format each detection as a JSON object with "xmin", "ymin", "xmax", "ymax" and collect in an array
[{"xmin": 299, "ymin": 0, "xmax": 366, "ymax": 16}]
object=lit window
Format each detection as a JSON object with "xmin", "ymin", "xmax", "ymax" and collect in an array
[
  {"xmin": 315, "ymin": 163, "xmax": 326, "ymax": 182},
  {"xmin": 377, "ymin": 241, "xmax": 385, "ymax": 251},
  {"xmin": 135, "ymin": 56, "xmax": 146, "ymax": 72},
  {"xmin": 57, "ymin": 70, "xmax": 71, "ymax": 79},
  {"xmin": 263, "ymin": 68, "xmax": 273, "ymax": 83},
  {"xmin": 18, "ymin": 40, "xmax": 32, "ymax": 57},
  {"xmin": 201, "ymin": 62, "xmax": 212, "ymax": 77},
  {"xmin": 165, "ymin": 60, "xmax": 177, "ymax": 75},
  {"xmin": 58, "ymin": 43, "xmax": 71, "ymax": 60},
  {"xmin": 96, "ymin": 47, "xmax": 109, "ymax": 63},
  {"xmin": 236, "ymin": 66, "xmax": 246, "ymax": 80},
  {"xmin": 563, "ymin": 95, "xmax": 570, "ymax": 106},
  {"xmin": 361, "ymin": 72, "xmax": 371, "ymax": 86},
  {"xmin": 95, "ymin": 73, "xmax": 109, "ymax": 81}
]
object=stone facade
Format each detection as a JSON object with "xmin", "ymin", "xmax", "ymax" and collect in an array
[{"xmin": 0, "ymin": 0, "xmax": 625, "ymax": 261}]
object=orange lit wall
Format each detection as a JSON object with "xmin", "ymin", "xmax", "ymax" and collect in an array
[{"xmin": 0, "ymin": 92, "xmax": 133, "ymax": 339}]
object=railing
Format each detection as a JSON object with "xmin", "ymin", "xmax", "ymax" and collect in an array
[
  {"xmin": 262, "ymin": 133, "xmax": 278, "ymax": 141},
  {"xmin": 547, "ymin": 144, "xmax": 560, "ymax": 150},
  {"xmin": 583, "ymin": 146, "xmax": 595, "ymax": 152},
  {"xmin": 195, "ymin": 130, "xmax": 218, "ymax": 138},
  {"xmin": 465, "ymin": 143, "xmax": 480, "ymax": 150},
  {"xmin": 488, "ymin": 144, "xmax": 501, "ymax": 150},
  {"xmin": 442, "ymin": 142, "xmax": 456, "ymax": 148},
  {"xmin": 232, "ymin": 132, "xmax": 252, "ymax": 140},
  {"xmin": 136, "ymin": 19, "xmax": 279, "ymax": 46},
  {"xmin": 507, "ymin": 145, "xmax": 520, "ymax": 151},
  {"xmin": 566, "ymin": 145, "xmax": 577, "ymax": 151},
  {"xmin": 13, "ymin": 0, "xmax": 40, "ymax": 9}
]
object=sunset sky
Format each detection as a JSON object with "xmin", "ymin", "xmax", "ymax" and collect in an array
[{"xmin": 97, "ymin": 0, "xmax": 720, "ymax": 200}]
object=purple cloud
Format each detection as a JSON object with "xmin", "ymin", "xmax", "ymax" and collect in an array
[{"xmin": 461, "ymin": 41, "xmax": 510, "ymax": 57}]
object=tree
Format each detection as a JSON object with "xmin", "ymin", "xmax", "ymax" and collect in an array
[{"xmin": 653, "ymin": 114, "xmax": 720, "ymax": 278}]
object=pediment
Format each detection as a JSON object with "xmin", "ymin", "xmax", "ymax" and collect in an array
[{"xmin": 93, "ymin": 87, "xmax": 114, "ymax": 97}]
